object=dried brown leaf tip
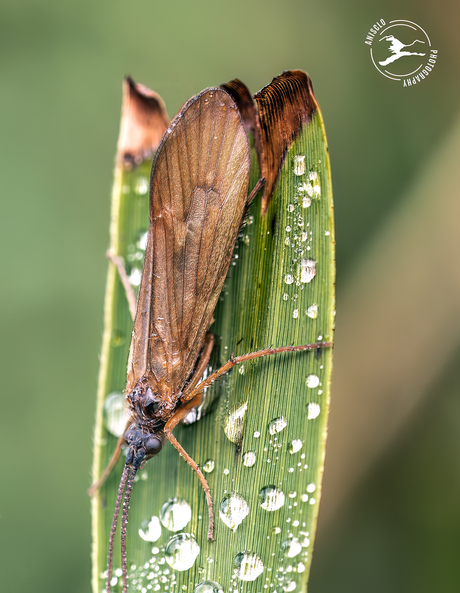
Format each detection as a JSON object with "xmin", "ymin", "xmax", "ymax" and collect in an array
[
  {"xmin": 254, "ymin": 70, "xmax": 318, "ymax": 214},
  {"xmin": 118, "ymin": 77, "xmax": 170, "ymax": 169}
]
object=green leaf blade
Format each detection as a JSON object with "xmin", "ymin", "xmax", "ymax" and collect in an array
[{"xmin": 92, "ymin": 92, "xmax": 334, "ymax": 593}]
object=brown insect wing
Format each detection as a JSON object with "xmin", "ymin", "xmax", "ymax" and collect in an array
[{"xmin": 126, "ymin": 88, "xmax": 251, "ymax": 400}]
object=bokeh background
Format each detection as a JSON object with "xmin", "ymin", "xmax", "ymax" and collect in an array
[{"xmin": 1, "ymin": 0, "xmax": 459, "ymax": 592}]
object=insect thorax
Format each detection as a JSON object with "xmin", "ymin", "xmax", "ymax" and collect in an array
[{"xmin": 127, "ymin": 379, "xmax": 175, "ymax": 427}]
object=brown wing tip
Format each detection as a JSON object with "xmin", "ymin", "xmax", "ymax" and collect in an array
[
  {"xmin": 221, "ymin": 79, "xmax": 258, "ymax": 138},
  {"xmin": 253, "ymin": 70, "xmax": 318, "ymax": 214},
  {"xmin": 221, "ymin": 78, "xmax": 263, "ymax": 177},
  {"xmin": 117, "ymin": 77, "xmax": 170, "ymax": 169}
]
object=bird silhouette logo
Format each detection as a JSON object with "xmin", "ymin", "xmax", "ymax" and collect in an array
[{"xmin": 379, "ymin": 35, "xmax": 426, "ymax": 66}]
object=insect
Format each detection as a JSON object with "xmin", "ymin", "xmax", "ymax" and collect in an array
[{"xmin": 93, "ymin": 86, "xmax": 332, "ymax": 593}]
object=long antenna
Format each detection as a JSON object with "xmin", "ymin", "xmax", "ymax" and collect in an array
[
  {"xmin": 107, "ymin": 464, "xmax": 130, "ymax": 593},
  {"xmin": 121, "ymin": 465, "xmax": 138, "ymax": 593}
]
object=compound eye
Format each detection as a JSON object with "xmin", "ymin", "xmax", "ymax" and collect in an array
[{"xmin": 145, "ymin": 436, "xmax": 162, "ymax": 455}]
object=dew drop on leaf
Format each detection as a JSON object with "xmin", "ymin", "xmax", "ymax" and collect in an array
[
  {"xmin": 234, "ymin": 552, "xmax": 264, "ymax": 581},
  {"xmin": 307, "ymin": 402, "xmax": 321, "ymax": 419},
  {"xmin": 219, "ymin": 493, "xmax": 249, "ymax": 531},
  {"xmin": 282, "ymin": 537, "xmax": 302, "ymax": 558},
  {"xmin": 103, "ymin": 392, "xmax": 128, "ymax": 437},
  {"xmin": 289, "ymin": 439, "xmax": 303, "ymax": 454},
  {"xmin": 243, "ymin": 451, "xmax": 256, "ymax": 467},
  {"xmin": 202, "ymin": 459, "xmax": 215, "ymax": 473},
  {"xmin": 306, "ymin": 304, "xmax": 318, "ymax": 319},
  {"xmin": 138, "ymin": 516, "xmax": 161, "ymax": 542},
  {"xmin": 224, "ymin": 402, "xmax": 248, "ymax": 445},
  {"xmin": 165, "ymin": 534, "xmax": 200, "ymax": 571},
  {"xmin": 293, "ymin": 155, "xmax": 306, "ymax": 176},
  {"xmin": 306, "ymin": 374, "xmax": 320, "ymax": 388},
  {"xmin": 299, "ymin": 259, "xmax": 316, "ymax": 283},
  {"xmin": 160, "ymin": 498, "xmax": 192, "ymax": 532},
  {"xmin": 259, "ymin": 486, "xmax": 285, "ymax": 511},
  {"xmin": 268, "ymin": 417, "xmax": 287, "ymax": 435}
]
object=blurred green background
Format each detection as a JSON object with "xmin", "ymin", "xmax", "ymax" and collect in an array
[{"xmin": 1, "ymin": 1, "xmax": 459, "ymax": 592}]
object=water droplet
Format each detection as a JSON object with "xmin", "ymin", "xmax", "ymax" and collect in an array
[
  {"xmin": 308, "ymin": 172, "xmax": 321, "ymax": 198},
  {"xmin": 193, "ymin": 581, "xmax": 224, "ymax": 593},
  {"xmin": 103, "ymin": 392, "xmax": 128, "ymax": 437},
  {"xmin": 283, "ymin": 537, "xmax": 302, "ymax": 558},
  {"xmin": 223, "ymin": 468, "xmax": 230, "ymax": 475},
  {"xmin": 203, "ymin": 459, "xmax": 215, "ymax": 473},
  {"xmin": 307, "ymin": 402, "xmax": 321, "ymax": 419},
  {"xmin": 284, "ymin": 274, "xmax": 294, "ymax": 285},
  {"xmin": 243, "ymin": 451, "xmax": 256, "ymax": 467},
  {"xmin": 129, "ymin": 267, "xmax": 142, "ymax": 286},
  {"xmin": 283, "ymin": 580, "xmax": 297, "ymax": 591},
  {"xmin": 302, "ymin": 196, "xmax": 311, "ymax": 208},
  {"xmin": 135, "ymin": 176, "xmax": 149, "ymax": 195},
  {"xmin": 219, "ymin": 493, "xmax": 249, "ymax": 531},
  {"xmin": 306, "ymin": 304, "xmax": 318, "ymax": 319},
  {"xmin": 139, "ymin": 516, "xmax": 161, "ymax": 542},
  {"xmin": 306, "ymin": 374, "xmax": 320, "ymax": 388},
  {"xmin": 299, "ymin": 259, "xmax": 316, "ymax": 283},
  {"xmin": 234, "ymin": 552, "xmax": 264, "ymax": 581},
  {"xmin": 253, "ymin": 431, "xmax": 261, "ymax": 438},
  {"xmin": 301, "ymin": 231, "xmax": 308, "ymax": 241},
  {"xmin": 286, "ymin": 225, "xmax": 291, "ymax": 232},
  {"xmin": 293, "ymin": 309, "xmax": 299, "ymax": 319},
  {"xmin": 272, "ymin": 526, "xmax": 281, "ymax": 534},
  {"xmin": 259, "ymin": 486, "xmax": 285, "ymax": 511},
  {"xmin": 288, "ymin": 491, "xmax": 297, "ymax": 498},
  {"xmin": 224, "ymin": 402, "xmax": 248, "ymax": 445},
  {"xmin": 282, "ymin": 293, "xmax": 289, "ymax": 301},
  {"xmin": 139, "ymin": 231, "xmax": 149, "ymax": 250},
  {"xmin": 268, "ymin": 417, "xmax": 287, "ymax": 435},
  {"xmin": 306, "ymin": 483, "xmax": 316, "ymax": 493},
  {"xmin": 293, "ymin": 155, "xmax": 306, "ymax": 176},
  {"xmin": 289, "ymin": 439, "xmax": 303, "ymax": 454},
  {"xmin": 238, "ymin": 364, "xmax": 245, "ymax": 375},
  {"xmin": 160, "ymin": 498, "xmax": 192, "ymax": 532},
  {"xmin": 165, "ymin": 533, "xmax": 200, "ymax": 571}
]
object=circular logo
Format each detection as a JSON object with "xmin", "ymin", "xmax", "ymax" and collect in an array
[{"xmin": 365, "ymin": 19, "xmax": 438, "ymax": 87}]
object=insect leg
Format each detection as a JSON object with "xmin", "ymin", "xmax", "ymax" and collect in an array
[
  {"xmin": 164, "ymin": 393, "xmax": 215, "ymax": 541},
  {"xmin": 106, "ymin": 249, "xmax": 137, "ymax": 320},
  {"xmin": 182, "ymin": 341, "xmax": 333, "ymax": 403},
  {"xmin": 180, "ymin": 332, "xmax": 214, "ymax": 402},
  {"xmin": 246, "ymin": 177, "xmax": 265, "ymax": 204},
  {"xmin": 88, "ymin": 419, "xmax": 131, "ymax": 496}
]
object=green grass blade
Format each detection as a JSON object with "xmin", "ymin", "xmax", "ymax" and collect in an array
[{"xmin": 91, "ymin": 85, "xmax": 334, "ymax": 593}]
